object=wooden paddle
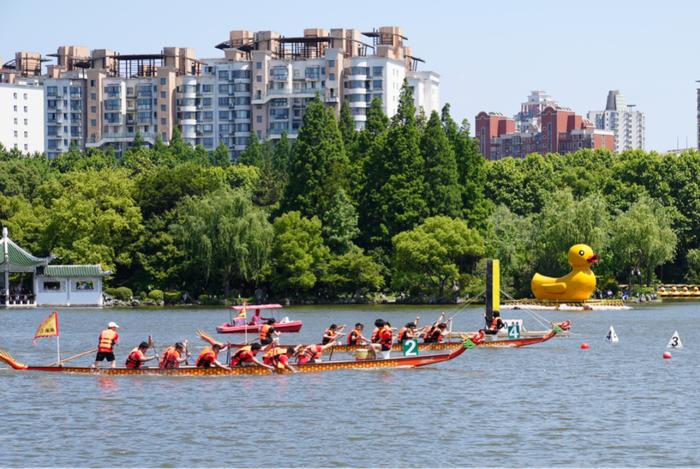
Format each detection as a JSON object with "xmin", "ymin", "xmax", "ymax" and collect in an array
[{"xmin": 48, "ymin": 347, "xmax": 98, "ymax": 367}]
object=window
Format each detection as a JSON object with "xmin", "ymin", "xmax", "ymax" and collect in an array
[
  {"xmin": 161, "ymin": 118, "xmax": 167, "ymax": 125},
  {"xmin": 218, "ymin": 70, "xmax": 229, "ymax": 80},
  {"xmin": 219, "ymin": 111, "xmax": 229, "ymax": 119},
  {"xmin": 91, "ymin": 119, "xmax": 97, "ymax": 126},
  {"xmin": 160, "ymin": 78, "xmax": 167, "ymax": 85},
  {"xmin": 24, "ymin": 144, "xmax": 28, "ymax": 151},
  {"xmin": 24, "ymin": 131, "xmax": 28, "ymax": 138},
  {"xmin": 42, "ymin": 281, "xmax": 62, "ymax": 291},
  {"xmin": 47, "ymin": 86, "xmax": 58, "ymax": 96},
  {"xmin": 201, "ymin": 84, "xmax": 212, "ymax": 93},
  {"xmin": 74, "ymin": 280, "xmax": 94, "ymax": 291},
  {"xmin": 329, "ymin": 73, "xmax": 336, "ymax": 81},
  {"xmin": 91, "ymin": 106, "xmax": 97, "ymax": 113},
  {"xmin": 23, "ymin": 93, "xmax": 27, "ymax": 99},
  {"xmin": 327, "ymin": 59, "xmax": 335, "ymax": 69},
  {"xmin": 256, "ymin": 62, "xmax": 262, "ymax": 69},
  {"xmin": 12, "ymin": 92, "xmax": 17, "ymax": 99},
  {"xmin": 256, "ymin": 115, "xmax": 262, "ymax": 123},
  {"xmin": 373, "ymin": 80, "xmax": 383, "ymax": 89},
  {"xmin": 90, "ymin": 93, "xmax": 97, "ymax": 101},
  {"xmin": 373, "ymin": 66, "xmax": 383, "ymax": 77},
  {"xmin": 13, "ymin": 105, "xmax": 17, "ymax": 112},
  {"xmin": 90, "ymin": 80, "xmax": 95, "ymax": 87},
  {"xmin": 161, "ymin": 104, "xmax": 167, "ymax": 111},
  {"xmin": 23, "ymin": 118, "xmax": 28, "ymax": 125},
  {"xmin": 270, "ymin": 66, "xmax": 288, "ymax": 80},
  {"xmin": 256, "ymin": 75, "xmax": 262, "ymax": 82},
  {"xmin": 13, "ymin": 131, "xmax": 17, "ymax": 137},
  {"xmin": 305, "ymin": 67, "xmax": 321, "ymax": 80},
  {"xmin": 160, "ymin": 91, "xmax": 166, "ymax": 99}
]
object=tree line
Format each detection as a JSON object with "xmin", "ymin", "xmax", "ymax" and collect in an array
[{"xmin": 0, "ymin": 80, "xmax": 695, "ymax": 302}]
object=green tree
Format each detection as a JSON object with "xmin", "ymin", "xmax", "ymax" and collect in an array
[
  {"xmin": 392, "ymin": 216, "xmax": 485, "ymax": 299},
  {"xmin": 238, "ymin": 133, "xmax": 264, "ymax": 167},
  {"xmin": 170, "ymin": 188, "xmax": 273, "ymax": 296},
  {"xmin": 270, "ymin": 211, "xmax": 329, "ymax": 296},
  {"xmin": 422, "ymin": 111, "xmax": 461, "ymax": 217},
  {"xmin": 359, "ymin": 80, "xmax": 426, "ymax": 250},
  {"xmin": 322, "ymin": 189, "xmax": 359, "ymax": 254},
  {"xmin": 281, "ymin": 95, "xmax": 349, "ymax": 217},
  {"xmin": 211, "ymin": 142, "xmax": 231, "ymax": 167},
  {"xmin": 321, "ymin": 245, "xmax": 384, "ymax": 300},
  {"xmin": 338, "ymin": 100, "xmax": 357, "ymax": 154},
  {"xmin": 609, "ymin": 196, "xmax": 677, "ymax": 286}
]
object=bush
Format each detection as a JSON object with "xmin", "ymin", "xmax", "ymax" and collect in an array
[
  {"xmin": 163, "ymin": 291, "xmax": 182, "ymax": 304},
  {"xmin": 138, "ymin": 291, "xmax": 147, "ymax": 300},
  {"xmin": 104, "ymin": 287, "xmax": 118, "ymax": 298},
  {"xmin": 148, "ymin": 289, "xmax": 164, "ymax": 302},
  {"xmin": 115, "ymin": 287, "xmax": 133, "ymax": 301},
  {"xmin": 199, "ymin": 294, "xmax": 224, "ymax": 305}
]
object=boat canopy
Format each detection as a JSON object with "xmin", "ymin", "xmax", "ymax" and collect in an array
[{"xmin": 231, "ymin": 304, "xmax": 283, "ymax": 311}]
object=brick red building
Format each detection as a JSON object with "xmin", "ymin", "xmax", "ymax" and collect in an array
[{"xmin": 475, "ymin": 106, "xmax": 614, "ymax": 160}]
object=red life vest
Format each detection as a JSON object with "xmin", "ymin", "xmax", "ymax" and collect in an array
[
  {"xmin": 196, "ymin": 347, "xmax": 217, "ymax": 368},
  {"xmin": 347, "ymin": 330, "xmax": 362, "ymax": 345},
  {"xmin": 159, "ymin": 346, "xmax": 181, "ymax": 369},
  {"xmin": 263, "ymin": 347, "xmax": 288, "ymax": 368},
  {"xmin": 370, "ymin": 328, "xmax": 380, "ymax": 343},
  {"xmin": 398, "ymin": 327, "xmax": 413, "ymax": 343},
  {"xmin": 321, "ymin": 328, "xmax": 336, "ymax": 345},
  {"xmin": 230, "ymin": 345, "xmax": 254, "ymax": 366},
  {"xmin": 379, "ymin": 326, "xmax": 393, "ymax": 348},
  {"xmin": 125, "ymin": 348, "xmax": 144, "ymax": 369},
  {"xmin": 302, "ymin": 344, "xmax": 323, "ymax": 361}
]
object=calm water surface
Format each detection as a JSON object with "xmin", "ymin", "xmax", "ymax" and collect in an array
[{"xmin": 0, "ymin": 303, "xmax": 699, "ymax": 467}]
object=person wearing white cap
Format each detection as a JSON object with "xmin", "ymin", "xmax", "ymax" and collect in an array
[{"xmin": 92, "ymin": 322, "xmax": 120, "ymax": 369}]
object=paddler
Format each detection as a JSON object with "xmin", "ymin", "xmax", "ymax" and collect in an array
[
  {"xmin": 483, "ymin": 311, "xmax": 505, "ymax": 335},
  {"xmin": 423, "ymin": 322, "xmax": 448, "ymax": 343},
  {"xmin": 296, "ymin": 341, "xmax": 337, "ymax": 365},
  {"xmin": 347, "ymin": 323, "xmax": 369, "ymax": 345},
  {"xmin": 259, "ymin": 318, "xmax": 279, "ymax": 346},
  {"xmin": 321, "ymin": 324, "xmax": 345, "ymax": 345},
  {"xmin": 397, "ymin": 322, "xmax": 418, "ymax": 343},
  {"xmin": 263, "ymin": 345, "xmax": 297, "ymax": 373},
  {"xmin": 159, "ymin": 342, "xmax": 188, "ymax": 369},
  {"xmin": 124, "ymin": 341, "xmax": 159, "ymax": 369},
  {"xmin": 377, "ymin": 321, "xmax": 394, "ymax": 359},
  {"xmin": 230, "ymin": 343, "xmax": 273, "ymax": 370},
  {"xmin": 195, "ymin": 343, "xmax": 230, "ymax": 369},
  {"xmin": 92, "ymin": 321, "xmax": 120, "ymax": 369},
  {"xmin": 370, "ymin": 319, "xmax": 385, "ymax": 343}
]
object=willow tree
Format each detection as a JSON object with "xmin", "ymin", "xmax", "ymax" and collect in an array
[{"xmin": 170, "ymin": 188, "xmax": 273, "ymax": 295}]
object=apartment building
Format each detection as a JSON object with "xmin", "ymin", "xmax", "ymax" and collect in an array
[
  {"xmin": 0, "ymin": 80, "xmax": 45, "ymax": 153},
  {"xmin": 588, "ymin": 90, "xmax": 645, "ymax": 152},
  {"xmin": 475, "ymin": 106, "xmax": 614, "ymax": 160},
  {"xmin": 1, "ymin": 25, "xmax": 439, "ymax": 159},
  {"xmin": 514, "ymin": 90, "xmax": 559, "ymax": 133}
]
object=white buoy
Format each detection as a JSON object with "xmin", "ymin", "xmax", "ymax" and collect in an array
[
  {"xmin": 667, "ymin": 331, "xmax": 683, "ymax": 349},
  {"xmin": 606, "ymin": 325, "xmax": 619, "ymax": 343}
]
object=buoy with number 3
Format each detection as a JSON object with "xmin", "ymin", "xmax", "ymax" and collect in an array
[
  {"xmin": 606, "ymin": 326, "xmax": 619, "ymax": 343},
  {"xmin": 663, "ymin": 351, "xmax": 672, "ymax": 359},
  {"xmin": 580, "ymin": 343, "xmax": 589, "ymax": 350},
  {"xmin": 667, "ymin": 331, "xmax": 682, "ymax": 349}
]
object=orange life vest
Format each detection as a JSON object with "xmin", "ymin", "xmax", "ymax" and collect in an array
[
  {"xmin": 98, "ymin": 329, "xmax": 118, "ymax": 352},
  {"xmin": 370, "ymin": 328, "xmax": 380, "ymax": 343},
  {"xmin": 263, "ymin": 346, "xmax": 288, "ymax": 367},
  {"xmin": 260, "ymin": 324, "xmax": 272, "ymax": 341},
  {"xmin": 160, "ymin": 346, "xmax": 181, "ymax": 369},
  {"xmin": 230, "ymin": 345, "xmax": 254, "ymax": 366},
  {"xmin": 378, "ymin": 325, "xmax": 393, "ymax": 348},
  {"xmin": 490, "ymin": 318, "xmax": 500, "ymax": 330},
  {"xmin": 398, "ymin": 327, "xmax": 413, "ymax": 343},
  {"xmin": 196, "ymin": 347, "xmax": 218, "ymax": 368},
  {"xmin": 302, "ymin": 344, "xmax": 323, "ymax": 361},
  {"xmin": 125, "ymin": 348, "xmax": 144, "ymax": 369}
]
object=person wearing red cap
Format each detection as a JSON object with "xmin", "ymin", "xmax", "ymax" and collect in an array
[{"xmin": 92, "ymin": 321, "xmax": 120, "ymax": 369}]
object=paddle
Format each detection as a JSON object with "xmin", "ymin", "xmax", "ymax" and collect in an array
[{"xmin": 47, "ymin": 347, "xmax": 97, "ymax": 367}]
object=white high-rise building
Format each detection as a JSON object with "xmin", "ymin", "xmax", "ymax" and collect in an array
[
  {"xmin": 588, "ymin": 90, "xmax": 645, "ymax": 153},
  {"xmin": 0, "ymin": 81, "xmax": 45, "ymax": 153}
]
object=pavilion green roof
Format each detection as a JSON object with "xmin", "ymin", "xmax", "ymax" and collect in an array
[
  {"xmin": 44, "ymin": 265, "xmax": 112, "ymax": 277},
  {"xmin": 1, "ymin": 231, "xmax": 51, "ymax": 269}
]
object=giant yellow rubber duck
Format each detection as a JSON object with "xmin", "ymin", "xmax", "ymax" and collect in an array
[{"xmin": 531, "ymin": 244, "xmax": 598, "ymax": 301}]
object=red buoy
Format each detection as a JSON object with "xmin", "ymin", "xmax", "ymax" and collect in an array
[
  {"xmin": 580, "ymin": 343, "xmax": 590, "ymax": 350},
  {"xmin": 663, "ymin": 351, "xmax": 672, "ymax": 360}
]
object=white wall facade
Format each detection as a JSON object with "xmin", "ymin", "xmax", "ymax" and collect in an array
[
  {"xmin": 35, "ymin": 276, "xmax": 104, "ymax": 306},
  {"xmin": 588, "ymin": 109, "xmax": 645, "ymax": 153},
  {"xmin": 0, "ymin": 81, "xmax": 45, "ymax": 153},
  {"xmin": 44, "ymin": 78, "xmax": 86, "ymax": 159}
]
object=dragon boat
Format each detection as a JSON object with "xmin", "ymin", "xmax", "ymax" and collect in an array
[
  {"xmin": 216, "ymin": 304, "xmax": 303, "ymax": 334},
  {"xmin": 0, "ymin": 342, "xmax": 470, "ymax": 376}
]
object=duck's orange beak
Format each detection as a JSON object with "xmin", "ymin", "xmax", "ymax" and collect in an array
[{"xmin": 587, "ymin": 253, "xmax": 599, "ymax": 264}]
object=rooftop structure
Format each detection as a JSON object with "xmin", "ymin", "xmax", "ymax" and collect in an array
[{"xmin": 588, "ymin": 90, "xmax": 645, "ymax": 152}]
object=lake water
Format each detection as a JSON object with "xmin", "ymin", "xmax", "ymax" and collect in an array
[{"xmin": 0, "ymin": 302, "xmax": 699, "ymax": 467}]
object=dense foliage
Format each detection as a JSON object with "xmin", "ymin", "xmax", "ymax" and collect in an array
[{"xmin": 0, "ymin": 83, "xmax": 693, "ymax": 302}]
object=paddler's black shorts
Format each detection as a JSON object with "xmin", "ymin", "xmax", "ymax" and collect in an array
[{"xmin": 95, "ymin": 351, "xmax": 115, "ymax": 362}]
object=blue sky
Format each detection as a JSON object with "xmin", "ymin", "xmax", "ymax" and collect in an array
[{"xmin": 2, "ymin": 0, "xmax": 697, "ymax": 151}]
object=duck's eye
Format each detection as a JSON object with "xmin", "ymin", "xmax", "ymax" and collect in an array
[{"xmin": 578, "ymin": 250, "xmax": 585, "ymax": 256}]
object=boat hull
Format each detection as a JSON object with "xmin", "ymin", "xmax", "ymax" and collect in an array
[
  {"xmin": 216, "ymin": 321, "xmax": 303, "ymax": 334},
  {"xmin": 0, "ymin": 346, "xmax": 466, "ymax": 376}
]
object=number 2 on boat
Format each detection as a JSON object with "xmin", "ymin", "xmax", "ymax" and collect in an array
[{"xmin": 402, "ymin": 339, "xmax": 419, "ymax": 357}]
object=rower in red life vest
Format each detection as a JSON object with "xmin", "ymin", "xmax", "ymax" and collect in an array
[
  {"xmin": 321, "ymin": 324, "xmax": 345, "ymax": 345},
  {"xmin": 92, "ymin": 321, "xmax": 120, "ymax": 369},
  {"xmin": 159, "ymin": 342, "xmax": 188, "ymax": 369},
  {"xmin": 377, "ymin": 321, "xmax": 394, "ymax": 359},
  {"xmin": 296, "ymin": 341, "xmax": 337, "ymax": 365},
  {"xmin": 195, "ymin": 343, "xmax": 230, "ymax": 369},
  {"xmin": 483, "ymin": 311, "xmax": 505, "ymax": 335},
  {"xmin": 397, "ymin": 322, "xmax": 419, "ymax": 343},
  {"xmin": 423, "ymin": 322, "xmax": 448, "ymax": 343},
  {"xmin": 259, "ymin": 319, "xmax": 279, "ymax": 346},
  {"xmin": 262, "ymin": 345, "xmax": 297, "ymax": 373},
  {"xmin": 125, "ymin": 341, "xmax": 159, "ymax": 369},
  {"xmin": 347, "ymin": 323, "xmax": 369, "ymax": 346},
  {"xmin": 230, "ymin": 343, "xmax": 273, "ymax": 370}
]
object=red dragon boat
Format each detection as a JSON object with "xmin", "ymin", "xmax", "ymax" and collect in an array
[
  {"xmin": 0, "ymin": 342, "xmax": 471, "ymax": 376},
  {"xmin": 216, "ymin": 304, "xmax": 303, "ymax": 334}
]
